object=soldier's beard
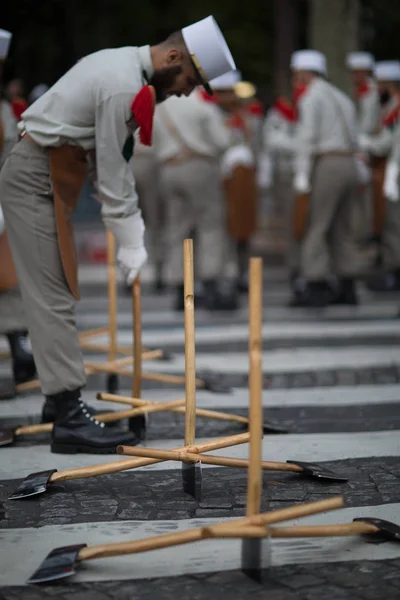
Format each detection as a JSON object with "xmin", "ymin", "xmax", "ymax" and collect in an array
[{"xmin": 150, "ymin": 66, "xmax": 184, "ymax": 103}]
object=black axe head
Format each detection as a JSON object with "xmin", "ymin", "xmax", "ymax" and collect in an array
[
  {"xmin": 156, "ymin": 349, "xmax": 174, "ymax": 361},
  {"xmin": 128, "ymin": 414, "xmax": 147, "ymax": 441},
  {"xmin": 0, "ymin": 428, "xmax": 16, "ymax": 446},
  {"xmin": 286, "ymin": 460, "xmax": 348, "ymax": 482},
  {"xmin": 353, "ymin": 518, "xmax": 400, "ymax": 542},
  {"xmin": 27, "ymin": 544, "xmax": 87, "ymax": 584},
  {"xmin": 8, "ymin": 469, "xmax": 57, "ymax": 500},
  {"xmin": 198, "ymin": 370, "xmax": 232, "ymax": 394},
  {"xmin": 262, "ymin": 421, "xmax": 288, "ymax": 434},
  {"xmin": 241, "ymin": 535, "xmax": 271, "ymax": 583},
  {"xmin": 182, "ymin": 460, "xmax": 203, "ymax": 500}
]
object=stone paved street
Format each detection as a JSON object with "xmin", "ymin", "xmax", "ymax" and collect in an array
[{"xmin": 0, "ymin": 266, "xmax": 400, "ymax": 599}]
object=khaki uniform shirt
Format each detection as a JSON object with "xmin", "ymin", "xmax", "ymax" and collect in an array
[
  {"xmin": 294, "ymin": 78, "xmax": 358, "ymax": 179},
  {"xmin": 152, "ymin": 90, "xmax": 231, "ymax": 162},
  {"xmin": 20, "ymin": 45, "xmax": 154, "ymax": 222}
]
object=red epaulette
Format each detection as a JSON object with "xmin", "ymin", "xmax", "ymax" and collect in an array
[
  {"xmin": 246, "ymin": 99, "xmax": 264, "ymax": 117},
  {"xmin": 130, "ymin": 85, "xmax": 156, "ymax": 146},
  {"xmin": 355, "ymin": 82, "xmax": 370, "ymax": 100},
  {"xmin": 382, "ymin": 95, "xmax": 400, "ymax": 129},
  {"xmin": 272, "ymin": 97, "xmax": 297, "ymax": 122},
  {"xmin": 11, "ymin": 98, "xmax": 29, "ymax": 122}
]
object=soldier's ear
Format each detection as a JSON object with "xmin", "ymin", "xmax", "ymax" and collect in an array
[{"xmin": 165, "ymin": 48, "xmax": 183, "ymax": 66}]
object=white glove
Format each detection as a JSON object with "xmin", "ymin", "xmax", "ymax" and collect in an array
[
  {"xmin": 221, "ymin": 144, "xmax": 255, "ymax": 178},
  {"xmin": 293, "ymin": 172, "xmax": 311, "ymax": 194},
  {"xmin": 0, "ymin": 204, "xmax": 4, "ymax": 237},
  {"xmin": 117, "ymin": 245, "xmax": 148, "ymax": 285},
  {"xmin": 354, "ymin": 155, "xmax": 371, "ymax": 185},
  {"xmin": 383, "ymin": 161, "xmax": 400, "ymax": 202},
  {"xmin": 257, "ymin": 153, "xmax": 274, "ymax": 189},
  {"xmin": 358, "ymin": 133, "xmax": 372, "ymax": 152},
  {"xmin": 103, "ymin": 211, "xmax": 148, "ymax": 284}
]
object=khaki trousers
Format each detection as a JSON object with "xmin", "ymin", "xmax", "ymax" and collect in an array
[
  {"xmin": 301, "ymin": 155, "xmax": 361, "ymax": 280},
  {"xmin": 0, "ymin": 286, "xmax": 26, "ymax": 334},
  {"xmin": 132, "ymin": 153, "xmax": 165, "ymax": 265},
  {"xmin": 0, "ymin": 138, "xmax": 85, "ymax": 395},
  {"xmin": 160, "ymin": 157, "xmax": 226, "ymax": 284},
  {"xmin": 382, "ymin": 200, "xmax": 400, "ymax": 270}
]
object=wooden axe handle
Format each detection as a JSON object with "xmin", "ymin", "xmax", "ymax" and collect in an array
[{"xmin": 77, "ymin": 496, "xmax": 344, "ymax": 561}]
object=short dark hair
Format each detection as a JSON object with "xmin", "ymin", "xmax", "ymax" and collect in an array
[{"xmin": 164, "ymin": 30, "xmax": 186, "ymax": 49}]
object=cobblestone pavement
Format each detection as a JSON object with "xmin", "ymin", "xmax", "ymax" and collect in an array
[{"xmin": 0, "ymin": 270, "xmax": 399, "ymax": 598}]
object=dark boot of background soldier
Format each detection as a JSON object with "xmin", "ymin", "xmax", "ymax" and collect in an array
[
  {"xmin": 366, "ymin": 268, "xmax": 400, "ymax": 292},
  {"xmin": 6, "ymin": 330, "xmax": 37, "ymax": 385},
  {"xmin": 290, "ymin": 280, "xmax": 331, "ymax": 308},
  {"xmin": 153, "ymin": 262, "xmax": 166, "ymax": 293},
  {"xmin": 203, "ymin": 279, "xmax": 238, "ymax": 311},
  {"xmin": 329, "ymin": 278, "xmax": 359, "ymax": 305},
  {"xmin": 288, "ymin": 275, "xmax": 308, "ymax": 307},
  {"xmin": 49, "ymin": 388, "xmax": 140, "ymax": 454}
]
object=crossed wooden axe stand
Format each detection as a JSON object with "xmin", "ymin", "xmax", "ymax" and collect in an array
[
  {"xmin": 11, "ymin": 231, "xmax": 172, "ymax": 397},
  {"xmin": 25, "ymin": 243, "xmax": 400, "ymax": 584},
  {"xmin": 1, "ymin": 238, "xmax": 286, "ymax": 446}
]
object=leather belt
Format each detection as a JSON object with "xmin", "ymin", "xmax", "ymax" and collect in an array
[{"xmin": 317, "ymin": 151, "xmax": 354, "ymax": 158}]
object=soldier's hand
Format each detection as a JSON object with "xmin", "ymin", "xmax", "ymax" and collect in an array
[
  {"xmin": 117, "ymin": 246, "xmax": 148, "ymax": 285},
  {"xmin": 293, "ymin": 172, "xmax": 311, "ymax": 194}
]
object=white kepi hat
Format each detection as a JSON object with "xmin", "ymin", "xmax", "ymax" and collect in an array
[
  {"xmin": 210, "ymin": 70, "xmax": 242, "ymax": 90},
  {"xmin": 182, "ymin": 15, "xmax": 236, "ymax": 95},
  {"xmin": 346, "ymin": 52, "xmax": 375, "ymax": 71},
  {"xmin": 0, "ymin": 29, "xmax": 12, "ymax": 60},
  {"xmin": 290, "ymin": 50, "xmax": 327, "ymax": 76},
  {"xmin": 374, "ymin": 61, "xmax": 400, "ymax": 82}
]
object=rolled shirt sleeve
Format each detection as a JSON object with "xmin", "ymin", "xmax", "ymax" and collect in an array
[
  {"xmin": 294, "ymin": 94, "xmax": 318, "ymax": 180},
  {"xmin": 94, "ymin": 92, "xmax": 139, "ymax": 221}
]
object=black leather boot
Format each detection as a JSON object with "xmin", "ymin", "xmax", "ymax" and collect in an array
[
  {"xmin": 6, "ymin": 330, "xmax": 37, "ymax": 384},
  {"xmin": 49, "ymin": 388, "xmax": 140, "ymax": 454},
  {"xmin": 330, "ymin": 278, "xmax": 358, "ymax": 305},
  {"xmin": 41, "ymin": 394, "xmax": 114, "ymax": 424},
  {"xmin": 203, "ymin": 280, "xmax": 238, "ymax": 311},
  {"xmin": 289, "ymin": 280, "xmax": 331, "ymax": 308}
]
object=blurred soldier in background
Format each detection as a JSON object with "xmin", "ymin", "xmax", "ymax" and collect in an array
[
  {"xmin": 152, "ymin": 87, "xmax": 238, "ymax": 310},
  {"xmin": 0, "ymin": 29, "xmax": 36, "ymax": 392},
  {"xmin": 258, "ymin": 92, "xmax": 299, "ymax": 298},
  {"xmin": 5, "ymin": 78, "xmax": 28, "ymax": 121},
  {"xmin": 211, "ymin": 71, "xmax": 258, "ymax": 293},
  {"xmin": 290, "ymin": 50, "xmax": 361, "ymax": 307},
  {"xmin": 132, "ymin": 138, "xmax": 166, "ymax": 291},
  {"xmin": 359, "ymin": 61, "xmax": 400, "ymax": 291},
  {"xmin": 28, "ymin": 83, "xmax": 50, "ymax": 105},
  {"xmin": 346, "ymin": 52, "xmax": 380, "ymax": 244}
]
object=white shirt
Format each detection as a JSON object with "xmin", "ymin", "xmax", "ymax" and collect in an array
[
  {"xmin": 294, "ymin": 78, "xmax": 358, "ymax": 178},
  {"xmin": 0, "ymin": 100, "xmax": 18, "ymax": 168},
  {"xmin": 152, "ymin": 91, "xmax": 230, "ymax": 162},
  {"xmin": 356, "ymin": 78, "xmax": 380, "ymax": 135},
  {"xmin": 20, "ymin": 46, "xmax": 154, "ymax": 221}
]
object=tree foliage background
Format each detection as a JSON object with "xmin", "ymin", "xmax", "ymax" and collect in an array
[{"xmin": 1, "ymin": 0, "xmax": 400, "ymax": 100}]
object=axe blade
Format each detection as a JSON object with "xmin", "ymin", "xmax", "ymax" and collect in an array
[
  {"xmin": 27, "ymin": 544, "xmax": 87, "ymax": 584},
  {"xmin": 197, "ymin": 370, "xmax": 232, "ymax": 394},
  {"xmin": 8, "ymin": 469, "xmax": 57, "ymax": 500},
  {"xmin": 0, "ymin": 428, "xmax": 16, "ymax": 447},
  {"xmin": 182, "ymin": 461, "xmax": 202, "ymax": 500},
  {"xmin": 241, "ymin": 534, "xmax": 271, "ymax": 583},
  {"xmin": 286, "ymin": 460, "xmax": 348, "ymax": 482},
  {"xmin": 128, "ymin": 414, "xmax": 147, "ymax": 441},
  {"xmin": 262, "ymin": 421, "xmax": 289, "ymax": 434},
  {"xmin": 353, "ymin": 518, "xmax": 400, "ymax": 542}
]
